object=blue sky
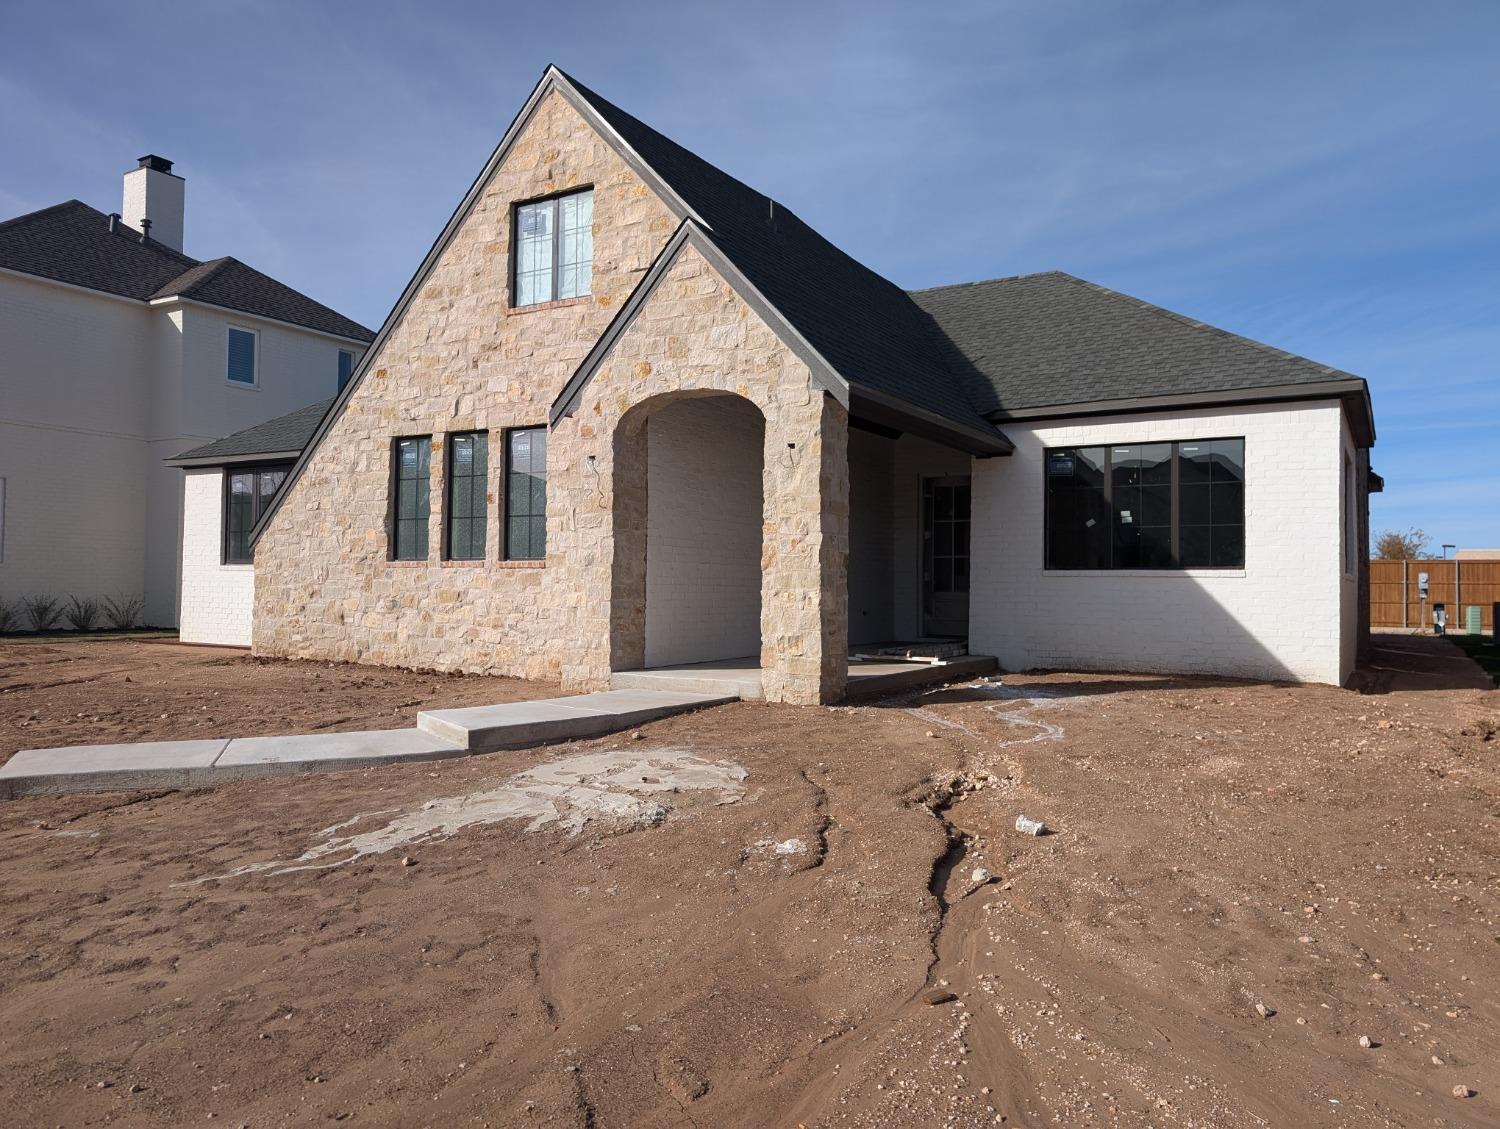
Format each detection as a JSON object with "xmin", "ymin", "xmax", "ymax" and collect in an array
[{"xmin": 4, "ymin": 1, "xmax": 1496, "ymax": 546}]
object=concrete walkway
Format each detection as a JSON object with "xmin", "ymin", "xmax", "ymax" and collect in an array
[
  {"xmin": 611, "ymin": 653, "xmax": 998, "ymax": 700},
  {"xmin": 0, "ymin": 688, "xmax": 733, "ymax": 800}
]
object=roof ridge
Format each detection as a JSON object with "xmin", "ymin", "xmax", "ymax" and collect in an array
[
  {"xmin": 907, "ymin": 269, "xmax": 1069, "ymax": 294},
  {"xmin": 1050, "ymin": 272, "xmax": 1357, "ymax": 381},
  {"xmin": 156, "ymin": 255, "xmax": 232, "ymax": 297},
  {"xmin": 0, "ymin": 199, "xmax": 88, "ymax": 234}
]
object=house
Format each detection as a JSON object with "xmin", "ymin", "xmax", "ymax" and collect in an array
[
  {"xmin": 0, "ymin": 156, "xmax": 374, "ymax": 628},
  {"xmin": 234, "ymin": 66, "xmax": 1375, "ymax": 704}
]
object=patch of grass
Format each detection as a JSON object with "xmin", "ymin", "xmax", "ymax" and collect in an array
[{"xmin": 1448, "ymin": 633, "xmax": 1500, "ymax": 687}]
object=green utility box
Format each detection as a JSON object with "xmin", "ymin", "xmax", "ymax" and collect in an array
[{"xmin": 1466, "ymin": 606, "xmax": 1483, "ymax": 635}]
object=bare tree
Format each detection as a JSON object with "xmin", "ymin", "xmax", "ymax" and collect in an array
[{"xmin": 1374, "ymin": 528, "xmax": 1431, "ymax": 560}]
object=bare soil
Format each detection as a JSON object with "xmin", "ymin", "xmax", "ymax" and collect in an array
[
  {"xmin": 0, "ymin": 639, "xmax": 554, "ymax": 766},
  {"xmin": 1, "ymin": 634, "xmax": 1497, "ymax": 1127}
]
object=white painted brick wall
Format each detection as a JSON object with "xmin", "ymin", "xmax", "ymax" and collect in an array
[
  {"xmin": 644, "ymin": 396, "xmax": 764, "ymax": 666},
  {"xmin": 178, "ymin": 468, "xmax": 254, "ymax": 646},
  {"xmin": 970, "ymin": 400, "xmax": 1353, "ymax": 685}
]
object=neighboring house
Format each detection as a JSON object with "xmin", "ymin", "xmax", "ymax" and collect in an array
[
  {"xmin": 0, "ymin": 156, "xmax": 374, "ymax": 627},
  {"xmin": 236, "ymin": 66, "xmax": 1375, "ymax": 703},
  {"xmin": 166, "ymin": 399, "xmax": 332, "ymax": 646},
  {"xmin": 1455, "ymin": 549, "xmax": 1500, "ymax": 562}
]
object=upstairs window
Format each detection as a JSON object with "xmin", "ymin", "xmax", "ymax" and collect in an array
[
  {"xmin": 224, "ymin": 466, "xmax": 287, "ymax": 563},
  {"xmin": 504, "ymin": 427, "xmax": 547, "ymax": 561},
  {"xmin": 390, "ymin": 436, "xmax": 431, "ymax": 561},
  {"xmin": 445, "ymin": 431, "xmax": 488, "ymax": 561},
  {"xmin": 1045, "ymin": 438, "xmax": 1245, "ymax": 570},
  {"xmin": 337, "ymin": 349, "xmax": 355, "ymax": 391},
  {"xmin": 514, "ymin": 188, "xmax": 593, "ymax": 307},
  {"xmin": 227, "ymin": 327, "xmax": 257, "ymax": 385}
]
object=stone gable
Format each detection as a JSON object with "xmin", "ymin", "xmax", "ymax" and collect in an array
[{"xmin": 253, "ymin": 96, "xmax": 850, "ymax": 703}]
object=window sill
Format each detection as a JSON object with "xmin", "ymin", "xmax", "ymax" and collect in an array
[
  {"xmin": 498, "ymin": 559, "xmax": 545, "ymax": 569},
  {"xmin": 507, "ymin": 295, "xmax": 591, "ymax": 316},
  {"xmin": 440, "ymin": 559, "xmax": 486, "ymax": 568},
  {"xmin": 226, "ymin": 381, "xmax": 260, "ymax": 391},
  {"xmin": 387, "ymin": 559, "xmax": 431, "ymax": 567},
  {"xmin": 219, "ymin": 562, "xmax": 255, "ymax": 571},
  {"xmin": 1043, "ymin": 568, "xmax": 1247, "ymax": 579}
]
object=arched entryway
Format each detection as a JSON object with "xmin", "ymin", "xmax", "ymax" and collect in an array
[{"xmin": 609, "ymin": 391, "xmax": 768, "ymax": 689}]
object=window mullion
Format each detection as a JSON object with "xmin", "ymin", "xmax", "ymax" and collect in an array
[
  {"xmin": 550, "ymin": 197, "xmax": 561, "ymax": 303},
  {"xmin": 1103, "ymin": 448, "xmax": 1114, "ymax": 569},
  {"xmin": 1169, "ymin": 443, "xmax": 1180, "ymax": 566}
]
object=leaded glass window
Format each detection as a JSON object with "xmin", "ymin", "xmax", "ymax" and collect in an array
[
  {"xmin": 514, "ymin": 189, "xmax": 592, "ymax": 307},
  {"xmin": 391, "ymin": 436, "xmax": 431, "ymax": 561},
  {"xmin": 445, "ymin": 431, "xmax": 488, "ymax": 561},
  {"xmin": 223, "ymin": 466, "xmax": 288, "ymax": 563},
  {"xmin": 504, "ymin": 427, "xmax": 546, "ymax": 561}
]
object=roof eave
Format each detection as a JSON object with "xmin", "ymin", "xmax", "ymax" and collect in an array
[
  {"xmin": 985, "ymin": 378, "xmax": 1375, "ymax": 448},
  {"xmin": 165, "ymin": 449, "xmax": 302, "ymax": 468},
  {"xmin": 850, "ymin": 387, "xmax": 1012, "ymax": 456}
]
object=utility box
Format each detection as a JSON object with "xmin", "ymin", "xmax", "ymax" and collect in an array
[
  {"xmin": 1494, "ymin": 602, "xmax": 1499, "ymax": 644},
  {"xmin": 1433, "ymin": 602, "xmax": 1447, "ymax": 636},
  {"xmin": 1466, "ymin": 606, "xmax": 1483, "ymax": 635}
]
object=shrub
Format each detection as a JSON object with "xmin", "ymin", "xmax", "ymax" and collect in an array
[
  {"xmin": 23, "ymin": 595, "xmax": 64, "ymax": 632},
  {"xmin": 65, "ymin": 595, "xmax": 102, "ymax": 632},
  {"xmin": 103, "ymin": 592, "xmax": 145, "ymax": 630},
  {"xmin": 0, "ymin": 598, "xmax": 18, "ymax": 633}
]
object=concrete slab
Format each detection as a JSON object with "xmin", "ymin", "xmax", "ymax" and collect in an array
[
  {"xmin": 214, "ymin": 728, "xmax": 467, "ymax": 780},
  {"xmin": 843, "ymin": 655, "xmax": 998, "ymax": 698},
  {"xmin": 0, "ymin": 739, "xmax": 230, "ymax": 799}
]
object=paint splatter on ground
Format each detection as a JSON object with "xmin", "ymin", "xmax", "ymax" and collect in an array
[{"xmin": 185, "ymin": 748, "xmax": 747, "ymax": 881}]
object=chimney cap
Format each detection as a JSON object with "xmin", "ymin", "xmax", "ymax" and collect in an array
[{"xmin": 136, "ymin": 154, "xmax": 174, "ymax": 174}]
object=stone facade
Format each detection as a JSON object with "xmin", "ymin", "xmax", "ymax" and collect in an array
[{"xmin": 254, "ymin": 91, "xmax": 851, "ymax": 703}]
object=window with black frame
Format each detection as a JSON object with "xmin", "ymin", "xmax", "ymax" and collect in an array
[
  {"xmin": 223, "ymin": 466, "xmax": 288, "ymax": 563},
  {"xmin": 504, "ymin": 427, "xmax": 546, "ymax": 561},
  {"xmin": 445, "ymin": 431, "xmax": 488, "ymax": 560},
  {"xmin": 513, "ymin": 188, "xmax": 593, "ymax": 307},
  {"xmin": 1045, "ymin": 438, "xmax": 1244, "ymax": 569},
  {"xmin": 391, "ymin": 436, "xmax": 431, "ymax": 561}
]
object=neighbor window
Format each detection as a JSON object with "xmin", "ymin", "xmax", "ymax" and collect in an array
[
  {"xmin": 337, "ymin": 349, "xmax": 355, "ymax": 391},
  {"xmin": 513, "ymin": 188, "xmax": 593, "ymax": 307},
  {"xmin": 391, "ymin": 436, "xmax": 431, "ymax": 561},
  {"xmin": 227, "ymin": 327, "xmax": 257, "ymax": 385},
  {"xmin": 1045, "ymin": 438, "xmax": 1245, "ymax": 569},
  {"xmin": 224, "ymin": 466, "xmax": 288, "ymax": 563},
  {"xmin": 504, "ymin": 427, "xmax": 546, "ymax": 560},
  {"xmin": 445, "ymin": 431, "xmax": 488, "ymax": 561}
]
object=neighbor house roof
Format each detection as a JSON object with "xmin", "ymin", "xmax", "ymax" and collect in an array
[
  {"xmin": 911, "ymin": 271, "xmax": 1374, "ymax": 441},
  {"xmin": 166, "ymin": 398, "xmax": 333, "ymax": 467},
  {"xmin": 0, "ymin": 200, "xmax": 374, "ymax": 341}
]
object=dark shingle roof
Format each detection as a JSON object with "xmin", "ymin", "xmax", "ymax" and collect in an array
[
  {"xmin": 0, "ymin": 200, "xmax": 373, "ymax": 341},
  {"xmin": 167, "ymin": 398, "xmax": 333, "ymax": 465},
  {"xmin": 561, "ymin": 72, "xmax": 994, "ymax": 438},
  {"xmin": 910, "ymin": 271, "xmax": 1363, "ymax": 415}
]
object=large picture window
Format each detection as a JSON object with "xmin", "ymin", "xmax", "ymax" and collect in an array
[
  {"xmin": 1045, "ymin": 438, "xmax": 1244, "ymax": 570},
  {"xmin": 391, "ymin": 436, "xmax": 431, "ymax": 561},
  {"xmin": 504, "ymin": 427, "xmax": 547, "ymax": 561},
  {"xmin": 224, "ymin": 466, "xmax": 288, "ymax": 563},
  {"xmin": 445, "ymin": 431, "xmax": 488, "ymax": 561},
  {"xmin": 514, "ymin": 188, "xmax": 593, "ymax": 307}
]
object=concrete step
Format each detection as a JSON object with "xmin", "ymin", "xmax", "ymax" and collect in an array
[
  {"xmin": 610, "ymin": 664, "xmax": 764, "ymax": 700},
  {"xmin": 417, "ymin": 689, "xmax": 736, "ymax": 753},
  {"xmin": 842, "ymin": 654, "xmax": 998, "ymax": 699}
]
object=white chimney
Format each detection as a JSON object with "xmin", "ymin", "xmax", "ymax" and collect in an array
[{"xmin": 122, "ymin": 154, "xmax": 184, "ymax": 252}]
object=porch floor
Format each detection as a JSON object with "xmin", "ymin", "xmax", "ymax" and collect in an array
[{"xmin": 609, "ymin": 651, "xmax": 998, "ymax": 702}]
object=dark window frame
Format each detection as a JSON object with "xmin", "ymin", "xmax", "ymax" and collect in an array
[
  {"xmin": 337, "ymin": 349, "xmax": 356, "ymax": 391},
  {"xmin": 503, "ymin": 425, "xmax": 547, "ymax": 562},
  {"xmin": 444, "ymin": 430, "xmax": 489, "ymax": 561},
  {"xmin": 222, "ymin": 463, "xmax": 291, "ymax": 564},
  {"xmin": 510, "ymin": 185, "xmax": 594, "ymax": 308},
  {"xmin": 1043, "ymin": 437, "xmax": 1246, "ymax": 571},
  {"xmin": 388, "ymin": 435, "xmax": 433, "ymax": 562}
]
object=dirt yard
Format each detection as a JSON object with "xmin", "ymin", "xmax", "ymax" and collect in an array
[
  {"xmin": 1, "ymin": 634, "xmax": 1496, "ymax": 1127},
  {"xmin": 0, "ymin": 639, "xmax": 554, "ymax": 766}
]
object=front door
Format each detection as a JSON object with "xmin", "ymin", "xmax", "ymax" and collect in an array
[{"xmin": 922, "ymin": 476, "xmax": 971, "ymax": 637}]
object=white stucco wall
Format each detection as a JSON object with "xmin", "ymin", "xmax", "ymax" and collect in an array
[
  {"xmin": 644, "ymin": 396, "xmax": 765, "ymax": 667},
  {"xmin": 970, "ymin": 400, "xmax": 1354, "ymax": 685},
  {"xmin": 178, "ymin": 468, "xmax": 254, "ymax": 646},
  {"xmin": 0, "ymin": 267, "xmax": 362, "ymax": 626}
]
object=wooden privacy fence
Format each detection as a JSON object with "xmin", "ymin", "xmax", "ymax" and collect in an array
[{"xmin": 1370, "ymin": 559, "xmax": 1500, "ymax": 633}]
